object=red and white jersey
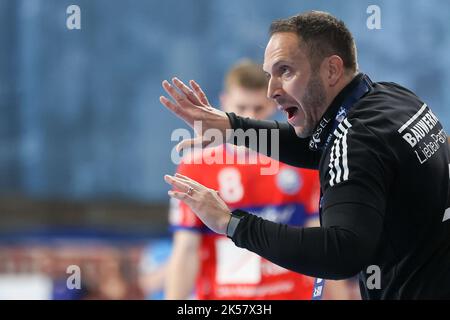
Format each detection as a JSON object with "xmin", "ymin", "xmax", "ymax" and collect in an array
[{"xmin": 169, "ymin": 145, "xmax": 320, "ymax": 300}]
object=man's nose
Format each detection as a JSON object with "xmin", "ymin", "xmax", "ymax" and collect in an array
[{"xmin": 267, "ymin": 77, "xmax": 282, "ymax": 101}]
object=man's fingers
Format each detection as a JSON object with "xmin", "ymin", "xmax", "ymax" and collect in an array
[
  {"xmin": 190, "ymin": 80, "xmax": 210, "ymax": 106},
  {"xmin": 174, "ymin": 173, "xmax": 194, "ymax": 182},
  {"xmin": 174, "ymin": 173, "xmax": 207, "ymax": 190},
  {"xmin": 175, "ymin": 137, "xmax": 213, "ymax": 153},
  {"xmin": 172, "ymin": 78, "xmax": 204, "ymax": 107},
  {"xmin": 176, "ymin": 138, "xmax": 194, "ymax": 153},
  {"xmin": 174, "ymin": 173, "xmax": 203, "ymax": 188},
  {"xmin": 165, "ymin": 174, "xmax": 201, "ymax": 192},
  {"xmin": 164, "ymin": 174, "xmax": 192, "ymax": 192},
  {"xmin": 162, "ymin": 80, "xmax": 189, "ymax": 105},
  {"xmin": 174, "ymin": 173, "xmax": 196, "ymax": 185},
  {"xmin": 160, "ymin": 96, "xmax": 183, "ymax": 115},
  {"xmin": 168, "ymin": 190, "xmax": 194, "ymax": 203}
]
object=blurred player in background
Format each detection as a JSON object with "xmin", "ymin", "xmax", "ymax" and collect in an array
[
  {"xmin": 138, "ymin": 239, "xmax": 172, "ymax": 299},
  {"xmin": 165, "ymin": 60, "xmax": 353, "ymax": 300}
]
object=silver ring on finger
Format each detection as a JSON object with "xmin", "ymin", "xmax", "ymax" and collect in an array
[{"xmin": 186, "ymin": 186, "xmax": 194, "ymax": 196}]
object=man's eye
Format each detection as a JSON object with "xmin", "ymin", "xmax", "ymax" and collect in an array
[{"xmin": 280, "ymin": 66, "xmax": 290, "ymax": 75}]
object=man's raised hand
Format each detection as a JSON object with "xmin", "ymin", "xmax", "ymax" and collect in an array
[{"xmin": 160, "ymin": 78, "xmax": 232, "ymax": 152}]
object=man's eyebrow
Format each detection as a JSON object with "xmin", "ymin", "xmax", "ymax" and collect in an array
[
  {"xmin": 263, "ymin": 60, "xmax": 290, "ymax": 74},
  {"xmin": 272, "ymin": 60, "xmax": 290, "ymax": 69}
]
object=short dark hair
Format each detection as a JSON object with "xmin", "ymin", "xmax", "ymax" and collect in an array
[{"xmin": 269, "ymin": 11, "xmax": 358, "ymax": 72}]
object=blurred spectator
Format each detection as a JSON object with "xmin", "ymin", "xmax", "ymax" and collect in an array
[{"xmin": 0, "ymin": 244, "xmax": 144, "ymax": 300}]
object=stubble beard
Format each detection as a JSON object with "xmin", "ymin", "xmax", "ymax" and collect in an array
[{"xmin": 296, "ymin": 73, "xmax": 327, "ymax": 138}]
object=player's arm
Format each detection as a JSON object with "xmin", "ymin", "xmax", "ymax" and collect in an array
[
  {"xmin": 230, "ymin": 121, "xmax": 391, "ymax": 279},
  {"xmin": 159, "ymin": 78, "xmax": 320, "ymax": 169},
  {"xmin": 165, "ymin": 177, "xmax": 381, "ymax": 280},
  {"xmin": 165, "ymin": 174, "xmax": 382, "ymax": 280},
  {"xmin": 231, "ymin": 203, "xmax": 382, "ymax": 280},
  {"xmin": 303, "ymin": 197, "xmax": 357, "ymax": 299},
  {"xmin": 226, "ymin": 113, "xmax": 321, "ymax": 169},
  {"xmin": 165, "ymin": 229, "xmax": 200, "ymax": 299},
  {"xmin": 165, "ymin": 120, "xmax": 390, "ymax": 280},
  {"xmin": 305, "ymin": 214, "xmax": 357, "ymax": 298}
]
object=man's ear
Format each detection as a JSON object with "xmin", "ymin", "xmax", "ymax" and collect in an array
[{"xmin": 324, "ymin": 55, "xmax": 344, "ymax": 87}]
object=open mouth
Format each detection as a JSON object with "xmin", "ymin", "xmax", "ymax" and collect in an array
[{"xmin": 284, "ymin": 106, "xmax": 299, "ymax": 120}]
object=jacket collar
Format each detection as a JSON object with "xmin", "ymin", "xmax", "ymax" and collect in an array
[{"xmin": 308, "ymin": 73, "xmax": 370, "ymax": 151}]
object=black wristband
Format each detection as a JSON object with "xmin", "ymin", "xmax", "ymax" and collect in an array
[{"xmin": 226, "ymin": 209, "xmax": 248, "ymax": 239}]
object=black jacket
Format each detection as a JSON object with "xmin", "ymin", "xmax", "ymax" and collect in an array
[{"xmin": 226, "ymin": 73, "xmax": 450, "ymax": 299}]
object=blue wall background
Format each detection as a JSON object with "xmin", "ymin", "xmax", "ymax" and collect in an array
[{"xmin": 1, "ymin": 0, "xmax": 449, "ymax": 202}]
